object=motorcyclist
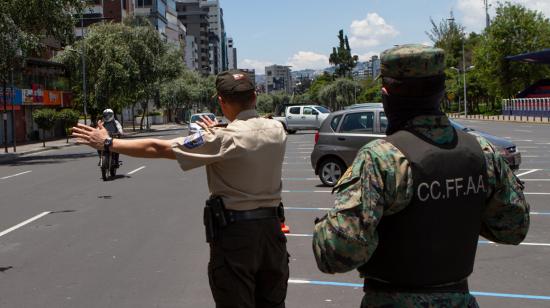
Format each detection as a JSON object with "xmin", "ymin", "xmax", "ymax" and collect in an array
[{"xmin": 98, "ymin": 109, "xmax": 123, "ymax": 166}]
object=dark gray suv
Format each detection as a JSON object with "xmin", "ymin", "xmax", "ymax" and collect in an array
[{"xmin": 311, "ymin": 107, "xmax": 521, "ymax": 186}]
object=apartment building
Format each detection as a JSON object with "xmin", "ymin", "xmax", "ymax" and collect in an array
[{"xmin": 265, "ymin": 65, "xmax": 293, "ymax": 94}]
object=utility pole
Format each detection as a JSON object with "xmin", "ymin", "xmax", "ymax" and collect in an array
[
  {"xmin": 80, "ymin": 9, "xmax": 88, "ymax": 125},
  {"xmin": 3, "ymin": 79, "xmax": 7, "ymax": 153},
  {"xmin": 11, "ymin": 69, "xmax": 16, "ymax": 152},
  {"xmin": 462, "ymin": 41, "xmax": 467, "ymax": 116},
  {"xmin": 484, "ymin": 0, "xmax": 491, "ymax": 29}
]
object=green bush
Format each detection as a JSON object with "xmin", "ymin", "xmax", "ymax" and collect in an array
[
  {"xmin": 57, "ymin": 109, "xmax": 80, "ymax": 142},
  {"xmin": 32, "ymin": 108, "xmax": 57, "ymax": 147}
]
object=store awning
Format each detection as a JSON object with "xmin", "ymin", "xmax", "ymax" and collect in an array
[{"xmin": 506, "ymin": 49, "xmax": 550, "ymax": 64}]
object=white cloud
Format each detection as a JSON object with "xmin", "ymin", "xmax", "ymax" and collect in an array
[
  {"xmin": 349, "ymin": 13, "xmax": 399, "ymax": 49},
  {"xmin": 286, "ymin": 51, "xmax": 329, "ymax": 71},
  {"xmin": 239, "ymin": 59, "xmax": 273, "ymax": 74},
  {"xmin": 457, "ymin": 0, "xmax": 550, "ymax": 32}
]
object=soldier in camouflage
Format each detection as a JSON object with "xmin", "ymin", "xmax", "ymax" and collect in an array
[{"xmin": 312, "ymin": 44, "xmax": 530, "ymax": 308}]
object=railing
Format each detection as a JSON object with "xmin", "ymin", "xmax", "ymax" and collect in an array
[{"xmin": 502, "ymin": 97, "xmax": 550, "ymax": 117}]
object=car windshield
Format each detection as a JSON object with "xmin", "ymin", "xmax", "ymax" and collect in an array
[
  {"xmin": 190, "ymin": 114, "xmax": 216, "ymax": 123},
  {"xmin": 450, "ymin": 119, "xmax": 474, "ymax": 132},
  {"xmin": 314, "ymin": 106, "xmax": 330, "ymax": 113}
]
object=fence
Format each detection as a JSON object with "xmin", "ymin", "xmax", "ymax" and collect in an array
[{"xmin": 502, "ymin": 97, "xmax": 550, "ymax": 117}]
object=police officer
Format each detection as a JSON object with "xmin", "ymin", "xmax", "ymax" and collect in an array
[
  {"xmin": 312, "ymin": 45, "xmax": 530, "ymax": 307},
  {"xmin": 72, "ymin": 70, "xmax": 289, "ymax": 308},
  {"xmin": 98, "ymin": 108, "xmax": 124, "ymax": 166}
]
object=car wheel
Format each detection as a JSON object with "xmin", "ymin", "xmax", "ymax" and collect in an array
[{"xmin": 319, "ymin": 158, "xmax": 346, "ymax": 187}]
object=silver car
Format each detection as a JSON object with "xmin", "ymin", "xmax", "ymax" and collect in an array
[
  {"xmin": 311, "ymin": 107, "xmax": 521, "ymax": 186},
  {"xmin": 311, "ymin": 106, "xmax": 387, "ymax": 186}
]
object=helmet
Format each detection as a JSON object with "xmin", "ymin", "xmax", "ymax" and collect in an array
[{"xmin": 103, "ymin": 109, "xmax": 114, "ymax": 122}]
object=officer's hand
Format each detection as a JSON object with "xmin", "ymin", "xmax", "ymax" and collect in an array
[
  {"xmin": 197, "ymin": 115, "xmax": 219, "ymax": 133},
  {"xmin": 72, "ymin": 122, "xmax": 110, "ymax": 150}
]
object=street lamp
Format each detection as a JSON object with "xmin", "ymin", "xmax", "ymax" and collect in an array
[{"xmin": 452, "ymin": 65, "xmax": 475, "ymax": 116}]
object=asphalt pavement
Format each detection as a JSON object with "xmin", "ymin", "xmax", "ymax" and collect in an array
[{"xmin": 0, "ymin": 120, "xmax": 549, "ymax": 307}]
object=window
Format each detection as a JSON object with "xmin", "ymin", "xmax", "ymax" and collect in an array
[
  {"xmin": 379, "ymin": 112, "xmax": 388, "ymax": 132},
  {"xmin": 340, "ymin": 112, "xmax": 374, "ymax": 133},
  {"xmin": 314, "ymin": 106, "xmax": 330, "ymax": 113},
  {"xmin": 330, "ymin": 115, "xmax": 342, "ymax": 131},
  {"xmin": 289, "ymin": 107, "xmax": 301, "ymax": 115},
  {"xmin": 303, "ymin": 107, "xmax": 313, "ymax": 115}
]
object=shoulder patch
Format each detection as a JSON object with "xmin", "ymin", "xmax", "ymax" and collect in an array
[{"xmin": 183, "ymin": 133, "xmax": 205, "ymax": 149}]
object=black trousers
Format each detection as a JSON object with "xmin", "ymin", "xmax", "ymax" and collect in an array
[{"xmin": 208, "ymin": 218, "xmax": 289, "ymax": 308}]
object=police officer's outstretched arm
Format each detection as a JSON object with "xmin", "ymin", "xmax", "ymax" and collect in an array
[
  {"xmin": 313, "ymin": 146, "xmax": 388, "ymax": 274},
  {"xmin": 72, "ymin": 122, "xmax": 176, "ymax": 159},
  {"xmin": 478, "ymin": 136, "xmax": 530, "ymax": 245}
]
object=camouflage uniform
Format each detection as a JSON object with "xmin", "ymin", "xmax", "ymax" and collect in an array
[{"xmin": 312, "ymin": 45, "xmax": 530, "ymax": 308}]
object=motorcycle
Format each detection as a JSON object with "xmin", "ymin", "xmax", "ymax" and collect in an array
[{"xmin": 99, "ymin": 134, "xmax": 122, "ymax": 181}]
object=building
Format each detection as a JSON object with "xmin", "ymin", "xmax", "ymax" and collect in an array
[
  {"xmin": 370, "ymin": 55, "xmax": 381, "ymax": 79},
  {"xmin": 176, "ymin": 0, "xmax": 210, "ymax": 74},
  {"xmin": 265, "ymin": 65, "xmax": 293, "ymax": 94},
  {"xmin": 176, "ymin": 0, "xmax": 228, "ymax": 74},
  {"xmin": 185, "ymin": 35, "xmax": 199, "ymax": 70},
  {"xmin": 227, "ymin": 37, "xmax": 237, "ymax": 70},
  {"xmin": 75, "ymin": 1, "xmax": 186, "ymax": 47},
  {"xmin": 241, "ymin": 69, "xmax": 255, "ymax": 86}
]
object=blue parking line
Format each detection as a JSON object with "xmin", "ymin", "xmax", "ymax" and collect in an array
[{"xmin": 289, "ymin": 279, "xmax": 550, "ymax": 301}]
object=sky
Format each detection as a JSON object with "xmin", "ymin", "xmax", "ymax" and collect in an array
[{"xmin": 220, "ymin": 0, "xmax": 550, "ymax": 74}]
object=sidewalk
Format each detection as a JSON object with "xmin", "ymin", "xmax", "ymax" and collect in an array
[
  {"xmin": 448, "ymin": 113, "xmax": 550, "ymax": 124},
  {"xmin": 0, "ymin": 123, "xmax": 186, "ymax": 164}
]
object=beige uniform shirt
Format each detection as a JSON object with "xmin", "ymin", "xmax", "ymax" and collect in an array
[{"xmin": 171, "ymin": 109, "xmax": 287, "ymax": 211}]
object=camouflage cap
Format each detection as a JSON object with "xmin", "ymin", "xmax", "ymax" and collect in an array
[
  {"xmin": 380, "ymin": 44, "xmax": 445, "ymax": 79},
  {"xmin": 216, "ymin": 69, "xmax": 255, "ymax": 95}
]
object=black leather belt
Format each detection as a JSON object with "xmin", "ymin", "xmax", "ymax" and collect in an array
[
  {"xmin": 224, "ymin": 207, "xmax": 280, "ymax": 223},
  {"xmin": 364, "ymin": 278, "xmax": 469, "ymax": 293}
]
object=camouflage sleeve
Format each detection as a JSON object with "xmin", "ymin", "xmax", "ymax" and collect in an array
[
  {"xmin": 477, "ymin": 136, "xmax": 530, "ymax": 244},
  {"xmin": 312, "ymin": 140, "xmax": 413, "ymax": 274}
]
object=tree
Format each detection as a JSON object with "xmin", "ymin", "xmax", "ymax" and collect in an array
[
  {"xmin": 56, "ymin": 109, "xmax": 80, "ymax": 143},
  {"xmin": 426, "ymin": 12, "xmax": 465, "ymax": 68},
  {"xmin": 33, "ymin": 108, "xmax": 57, "ymax": 147},
  {"xmin": 357, "ymin": 78, "xmax": 382, "ymax": 103},
  {"xmin": 256, "ymin": 94, "xmax": 274, "ymax": 114},
  {"xmin": 329, "ymin": 30, "xmax": 358, "ymax": 78},
  {"xmin": 318, "ymin": 78, "xmax": 360, "ymax": 110},
  {"xmin": 307, "ymin": 72, "xmax": 333, "ymax": 102},
  {"xmin": 474, "ymin": 2, "xmax": 550, "ymax": 99}
]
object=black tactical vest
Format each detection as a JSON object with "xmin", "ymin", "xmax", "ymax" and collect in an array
[{"xmin": 359, "ymin": 128, "xmax": 487, "ymax": 287}]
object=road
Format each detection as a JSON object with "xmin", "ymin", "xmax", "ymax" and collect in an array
[{"xmin": 0, "ymin": 120, "xmax": 549, "ymax": 307}]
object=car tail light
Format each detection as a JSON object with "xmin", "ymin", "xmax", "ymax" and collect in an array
[{"xmin": 314, "ymin": 131, "xmax": 320, "ymax": 144}]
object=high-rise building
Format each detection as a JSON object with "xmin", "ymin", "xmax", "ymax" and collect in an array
[
  {"xmin": 265, "ymin": 65, "xmax": 293, "ymax": 94},
  {"xmin": 177, "ymin": 0, "xmax": 211, "ymax": 74},
  {"xmin": 241, "ymin": 69, "xmax": 255, "ymax": 86},
  {"xmin": 75, "ymin": 1, "xmax": 186, "ymax": 48},
  {"xmin": 176, "ymin": 0, "xmax": 228, "ymax": 74},
  {"xmin": 370, "ymin": 55, "xmax": 381, "ymax": 79},
  {"xmin": 227, "ymin": 37, "xmax": 237, "ymax": 70}
]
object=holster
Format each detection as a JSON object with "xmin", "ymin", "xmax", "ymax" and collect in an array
[
  {"xmin": 203, "ymin": 195, "xmax": 227, "ymax": 243},
  {"xmin": 277, "ymin": 202, "xmax": 286, "ymax": 223}
]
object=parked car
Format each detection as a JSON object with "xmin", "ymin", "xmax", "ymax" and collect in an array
[
  {"xmin": 188, "ymin": 113, "xmax": 216, "ymax": 135},
  {"xmin": 310, "ymin": 106, "xmax": 521, "ymax": 186},
  {"xmin": 272, "ymin": 105, "xmax": 330, "ymax": 134}
]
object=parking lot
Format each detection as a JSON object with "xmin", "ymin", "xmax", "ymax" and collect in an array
[{"xmin": 0, "ymin": 119, "xmax": 549, "ymax": 307}]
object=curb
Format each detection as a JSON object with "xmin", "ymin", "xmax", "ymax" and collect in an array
[{"xmin": 448, "ymin": 114, "xmax": 550, "ymax": 125}]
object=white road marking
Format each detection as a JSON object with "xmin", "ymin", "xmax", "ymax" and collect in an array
[
  {"xmin": 516, "ymin": 169, "xmax": 540, "ymax": 177},
  {"xmin": 0, "ymin": 212, "xmax": 51, "ymax": 238},
  {"xmin": 127, "ymin": 166, "xmax": 146, "ymax": 175},
  {"xmin": 522, "ymin": 155, "xmax": 540, "ymax": 158},
  {"xmin": 0, "ymin": 170, "xmax": 32, "ymax": 180},
  {"xmin": 511, "ymin": 140, "xmax": 533, "ymax": 142},
  {"xmin": 521, "ymin": 179, "xmax": 550, "ymax": 182},
  {"xmin": 514, "ymin": 129, "xmax": 533, "ymax": 133},
  {"xmin": 525, "ymin": 192, "xmax": 550, "ymax": 195}
]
